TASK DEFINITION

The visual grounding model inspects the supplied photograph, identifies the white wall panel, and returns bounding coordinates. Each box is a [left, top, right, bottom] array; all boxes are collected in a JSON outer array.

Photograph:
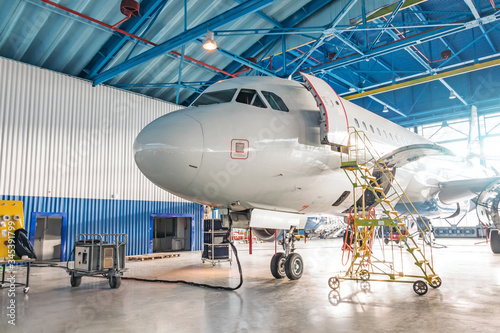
[[0, 57, 185, 201]]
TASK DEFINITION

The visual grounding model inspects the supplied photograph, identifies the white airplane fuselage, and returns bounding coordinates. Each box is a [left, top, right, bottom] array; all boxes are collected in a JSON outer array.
[[134, 76, 489, 220]]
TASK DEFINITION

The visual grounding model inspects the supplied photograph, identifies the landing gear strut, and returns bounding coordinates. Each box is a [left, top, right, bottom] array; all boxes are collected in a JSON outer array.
[[270, 227, 304, 280]]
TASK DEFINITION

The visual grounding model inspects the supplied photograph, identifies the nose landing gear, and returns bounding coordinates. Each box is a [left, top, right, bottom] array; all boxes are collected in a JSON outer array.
[[270, 227, 304, 280]]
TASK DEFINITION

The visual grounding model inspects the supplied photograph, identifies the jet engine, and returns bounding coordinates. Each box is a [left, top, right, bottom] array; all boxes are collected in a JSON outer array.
[[476, 179, 500, 253], [476, 179, 500, 229]]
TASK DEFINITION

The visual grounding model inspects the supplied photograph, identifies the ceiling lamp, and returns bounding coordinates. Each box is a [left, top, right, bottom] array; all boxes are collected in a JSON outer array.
[[383, 105, 389, 113], [203, 31, 217, 51], [449, 91, 456, 99], [349, 87, 356, 92]]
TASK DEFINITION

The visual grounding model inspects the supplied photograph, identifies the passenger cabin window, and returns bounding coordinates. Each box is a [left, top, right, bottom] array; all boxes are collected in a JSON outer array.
[[262, 91, 289, 112], [354, 118, 360, 128], [377, 127, 381, 136], [192, 88, 237, 106], [370, 124, 375, 133], [362, 121, 367, 131], [236, 89, 266, 108]]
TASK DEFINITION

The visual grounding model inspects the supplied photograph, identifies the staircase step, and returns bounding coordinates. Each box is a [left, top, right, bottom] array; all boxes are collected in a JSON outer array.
[[373, 187, 384, 192], [365, 175, 376, 182], [341, 161, 359, 170], [416, 260, 429, 265]]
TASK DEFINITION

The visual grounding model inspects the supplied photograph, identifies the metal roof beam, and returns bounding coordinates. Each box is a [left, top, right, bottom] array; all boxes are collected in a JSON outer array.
[[409, 5, 459, 57], [93, 0, 275, 86], [463, 0, 497, 53], [344, 56, 500, 100], [293, 45, 404, 117], [194, 39, 278, 77], [369, 0, 406, 50], [376, 19, 468, 106], [437, 19, 500, 69], [289, 0, 358, 76], [183, 0, 334, 105], [329, 30, 398, 76], [293, 14, 500, 79], [221, 0, 335, 76], [289, 45, 402, 115], [81, 0, 167, 78]]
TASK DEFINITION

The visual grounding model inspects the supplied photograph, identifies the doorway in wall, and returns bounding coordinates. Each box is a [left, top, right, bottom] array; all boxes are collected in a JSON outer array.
[[30, 213, 67, 262], [150, 215, 193, 253]]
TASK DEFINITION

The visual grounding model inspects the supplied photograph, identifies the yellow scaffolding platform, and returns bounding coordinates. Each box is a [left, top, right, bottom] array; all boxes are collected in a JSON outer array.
[[329, 128, 441, 295]]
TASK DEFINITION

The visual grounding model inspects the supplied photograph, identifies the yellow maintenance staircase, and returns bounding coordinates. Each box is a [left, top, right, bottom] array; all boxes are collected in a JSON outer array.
[[329, 128, 441, 295]]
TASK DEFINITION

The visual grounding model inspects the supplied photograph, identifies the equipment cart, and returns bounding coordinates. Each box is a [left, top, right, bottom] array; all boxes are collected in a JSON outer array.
[[0, 259, 35, 294], [67, 233, 127, 289]]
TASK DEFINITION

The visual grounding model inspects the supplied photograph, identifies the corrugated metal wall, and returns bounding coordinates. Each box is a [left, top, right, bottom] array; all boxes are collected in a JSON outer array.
[[0, 57, 204, 258]]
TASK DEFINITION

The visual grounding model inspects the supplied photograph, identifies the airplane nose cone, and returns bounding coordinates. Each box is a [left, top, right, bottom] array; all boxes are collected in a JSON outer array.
[[134, 112, 203, 194]]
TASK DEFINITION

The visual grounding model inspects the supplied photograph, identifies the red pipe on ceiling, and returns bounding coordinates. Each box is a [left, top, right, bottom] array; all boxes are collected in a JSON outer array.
[[40, 0, 237, 78]]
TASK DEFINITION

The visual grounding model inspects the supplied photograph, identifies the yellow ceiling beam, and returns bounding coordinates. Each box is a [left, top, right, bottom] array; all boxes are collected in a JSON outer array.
[[344, 57, 500, 100]]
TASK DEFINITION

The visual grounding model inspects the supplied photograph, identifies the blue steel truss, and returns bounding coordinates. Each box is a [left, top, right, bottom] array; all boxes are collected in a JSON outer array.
[[92, 0, 275, 86], [81, 0, 168, 79], [2, 0, 500, 128]]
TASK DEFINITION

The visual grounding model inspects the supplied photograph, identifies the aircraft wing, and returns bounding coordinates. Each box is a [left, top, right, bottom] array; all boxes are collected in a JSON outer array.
[[379, 143, 456, 168], [438, 177, 500, 204], [379, 144, 500, 201]]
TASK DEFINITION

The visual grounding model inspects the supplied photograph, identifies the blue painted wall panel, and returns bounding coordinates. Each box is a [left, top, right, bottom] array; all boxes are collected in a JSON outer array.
[[1, 195, 204, 260]]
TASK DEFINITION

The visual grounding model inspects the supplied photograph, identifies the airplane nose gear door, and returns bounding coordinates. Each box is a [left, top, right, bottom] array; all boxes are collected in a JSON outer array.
[[301, 73, 349, 149]]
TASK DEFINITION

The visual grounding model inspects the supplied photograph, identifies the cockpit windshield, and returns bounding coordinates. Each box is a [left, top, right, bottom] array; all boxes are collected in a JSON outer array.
[[192, 88, 237, 106], [262, 91, 289, 112], [235, 89, 266, 108]]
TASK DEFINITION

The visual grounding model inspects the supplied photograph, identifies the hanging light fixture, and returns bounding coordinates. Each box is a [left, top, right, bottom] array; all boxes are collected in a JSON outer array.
[[383, 105, 389, 113], [449, 91, 456, 99], [203, 31, 217, 51]]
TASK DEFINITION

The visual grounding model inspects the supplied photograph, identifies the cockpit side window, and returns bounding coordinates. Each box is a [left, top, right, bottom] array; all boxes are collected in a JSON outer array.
[[236, 89, 267, 108], [192, 88, 237, 106], [262, 91, 289, 112]]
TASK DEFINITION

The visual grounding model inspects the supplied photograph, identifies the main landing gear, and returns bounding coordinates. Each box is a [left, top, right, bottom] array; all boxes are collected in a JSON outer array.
[[270, 227, 304, 280]]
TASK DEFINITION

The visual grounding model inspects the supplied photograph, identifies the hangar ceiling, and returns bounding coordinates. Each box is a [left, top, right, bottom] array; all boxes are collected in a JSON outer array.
[[0, 0, 499, 127]]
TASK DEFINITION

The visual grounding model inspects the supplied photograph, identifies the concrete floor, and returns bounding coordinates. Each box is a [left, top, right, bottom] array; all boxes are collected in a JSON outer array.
[[1, 238, 500, 333]]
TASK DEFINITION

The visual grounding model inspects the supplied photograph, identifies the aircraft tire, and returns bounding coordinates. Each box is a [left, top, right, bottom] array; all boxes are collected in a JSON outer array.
[[285, 253, 304, 280], [490, 229, 500, 254], [270, 252, 286, 279]]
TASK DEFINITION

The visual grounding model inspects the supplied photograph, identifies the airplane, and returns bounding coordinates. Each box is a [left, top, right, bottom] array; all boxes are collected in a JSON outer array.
[[133, 73, 500, 281]]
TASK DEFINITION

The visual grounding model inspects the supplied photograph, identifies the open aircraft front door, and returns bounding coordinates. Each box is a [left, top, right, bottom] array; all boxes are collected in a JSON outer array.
[[301, 73, 349, 148]]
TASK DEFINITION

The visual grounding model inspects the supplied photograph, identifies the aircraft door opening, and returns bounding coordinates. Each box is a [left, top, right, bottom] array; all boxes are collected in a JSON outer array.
[[151, 216, 192, 252], [301, 73, 349, 148]]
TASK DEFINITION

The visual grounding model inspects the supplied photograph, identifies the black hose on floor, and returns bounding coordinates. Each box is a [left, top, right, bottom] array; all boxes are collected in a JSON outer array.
[[123, 216, 243, 291], [31, 263, 67, 269], [122, 242, 243, 291]]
